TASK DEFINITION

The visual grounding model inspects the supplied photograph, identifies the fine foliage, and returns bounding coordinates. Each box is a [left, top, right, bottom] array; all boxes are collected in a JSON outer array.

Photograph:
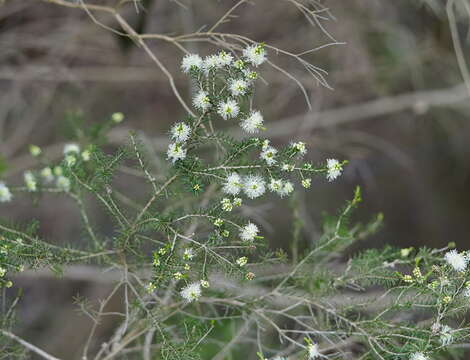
[[1, 2, 470, 360]]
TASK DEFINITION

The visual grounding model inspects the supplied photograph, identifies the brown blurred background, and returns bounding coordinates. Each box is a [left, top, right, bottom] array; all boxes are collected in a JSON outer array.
[[1, 0, 470, 358]]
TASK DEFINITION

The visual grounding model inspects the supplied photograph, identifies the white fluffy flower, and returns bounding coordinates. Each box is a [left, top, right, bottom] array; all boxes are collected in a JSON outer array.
[[181, 53, 203, 73], [170, 122, 191, 143], [291, 141, 307, 156], [24, 171, 37, 192], [440, 325, 453, 346], [180, 282, 202, 302], [243, 44, 267, 67], [193, 90, 211, 112], [29, 145, 41, 157], [410, 352, 428, 360], [243, 175, 266, 199], [223, 172, 243, 195], [444, 250, 468, 272], [326, 158, 343, 182], [0, 183, 12, 203], [217, 51, 234, 66], [279, 181, 294, 197], [260, 146, 278, 166], [269, 178, 283, 193], [56, 175, 71, 192], [308, 343, 320, 359], [269, 179, 293, 197], [203, 55, 221, 74], [111, 112, 124, 123], [217, 99, 239, 120], [167, 143, 187, 163], [40, 167, 54, 183], [63, 143, 80, 155], [229, 78, 249, 97], [281, 163, 294, 172], [261, 139, 270, 150], [81, 150, 91, 161], [241, 111, 264, 134], [65, 154, 77, 166], [240, 222, 259, 241]]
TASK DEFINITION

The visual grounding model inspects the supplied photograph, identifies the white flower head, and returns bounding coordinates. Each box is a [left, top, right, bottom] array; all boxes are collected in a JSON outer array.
[[167, 143, 187, 163], [229, 78, 249, 97], [243, 44, 267, 67], [440, 325, 453, 346], [281, 163, 294, 172], [410, 352, 428, 360], [241, 111, 264, 134], [445, 249, 468, 272], [111, 112, 124, 123], [217, 51, 234, 67], [307, 343, 320, 359], [56, 175, 71, 192], [269, 178, 283, 193], [233, 197, 242, 207], [65, 154, 77, 167], [0, 183, 12, 203], [326, 158, 343, 182], [193, 90, 212, 112], [180, 281, 202, 302], [291, 141, 307, 156], [81, 150, 91, 162], [243, 174, 266, 199], [24, 171, 37, 192], [217, 99, 239, 120], [40, 167, 54, 183], [261, 139, 271, 150], [223, 172, 243, 195], [240, 222, 259, 241], [181, 53, 203, 73], [203, 55, 221, 74], [53, 166, 63, 176], [29, 145, 42, 157], [170, 122, 191, 143], [260, 146, 278, 166], [279, 181, 294, 197], [63, 143, 80, 155]]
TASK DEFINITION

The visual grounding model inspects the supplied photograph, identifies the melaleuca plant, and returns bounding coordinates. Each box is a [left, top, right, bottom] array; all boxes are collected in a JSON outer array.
[[0, 47, 470, 360]]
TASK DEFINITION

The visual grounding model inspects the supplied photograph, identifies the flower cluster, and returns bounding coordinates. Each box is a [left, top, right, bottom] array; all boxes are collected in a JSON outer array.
[[23, 144, 81, 193], [162, 47, 347, 304], [0, 141, 96, 209]]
